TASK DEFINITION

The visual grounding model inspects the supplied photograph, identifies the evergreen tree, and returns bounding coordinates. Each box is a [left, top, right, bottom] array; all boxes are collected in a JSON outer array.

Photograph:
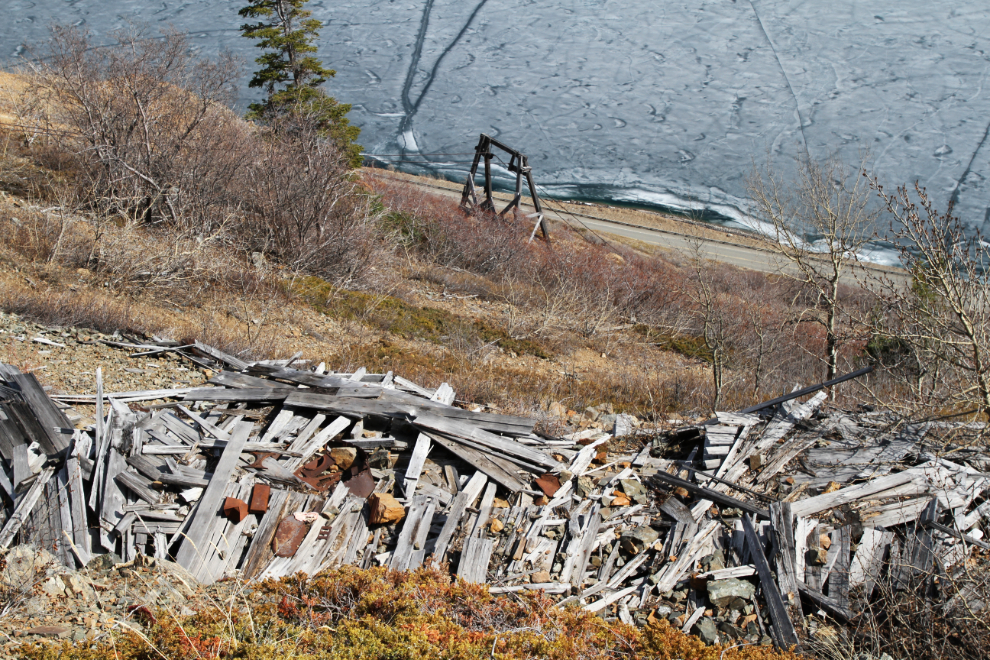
[[239, 0, 362, 166]]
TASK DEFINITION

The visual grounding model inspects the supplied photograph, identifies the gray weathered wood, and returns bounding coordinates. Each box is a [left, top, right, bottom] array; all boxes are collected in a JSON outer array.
[[430, 472, 487, 565], [742, 514, 800, 650], [770, 502, 805, 640], [457, 536, 494, 583], [391, 494, 436, 571], [649, 471, 770, 519], [115, 470, 160, 504], [428, 433, 528, 492], [403, 434, 431, 497], [0, 467, 54, 548], [174, 422, 250, 571]]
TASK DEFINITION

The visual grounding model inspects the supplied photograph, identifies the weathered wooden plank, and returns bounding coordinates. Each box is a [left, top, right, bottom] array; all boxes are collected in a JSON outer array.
[[569, 506, 603, 587], [208, 371, 293, 390], [789, 471, 918, 518], [12, 442, 30, 492], [285, 416, 350, 470], [456, 536, 493, 583], [7, 372, 72, 454], [240, 489, 294, 579], [428, 433, 528, 493], [192, 340, 251, 371], [183, 387, 290, 403], [649, 471, 770, 519], [174, 422, 251, 571], [284, 390, 535, 436], [742, 514, 800, 650], [413, 413, 557, 469], [830, 526, 851, 611], [402, 434, 431, 498], [391, 494, 436, 571], [430, 472, 487, 565], [0, 467, 54, 548], [115, 470, 160, 505], [797, 583, 855, 623], [99, 448, 129, 551], [770, 503, 805, 640], [757, 434, 819, 484]]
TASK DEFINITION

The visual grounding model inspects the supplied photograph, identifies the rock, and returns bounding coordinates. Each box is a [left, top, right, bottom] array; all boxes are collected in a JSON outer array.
[[86, 553, 122, 572], [619, 479, 646, 500], [65, 574, 96, 602], [368, 492, 405, 525], [620, 527, 660, 554], [548, 401, 567, 419], [2, 545, 63, 592], [613, 413, 637, 437], [24, 625, 70, 638], [607, 492, 631, 506], [574, 476, 595, 498], [693, 617, 719, 645], [583, 407, 601, 422], [532, 570, 552, 583], [558, 470, 573, 482], [618, 478, 642, 496], [330, 446, 358, 470], [805, 547, 828, 566], [368, 448, 391, 469], [707, 578, 756, 607], [718, 622, 746, 640], [41, 575, 66, 598], [700, 550, 725, 572]]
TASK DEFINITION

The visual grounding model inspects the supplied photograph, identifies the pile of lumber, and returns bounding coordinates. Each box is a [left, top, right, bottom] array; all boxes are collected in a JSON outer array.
[[2, 341, 989, 650]]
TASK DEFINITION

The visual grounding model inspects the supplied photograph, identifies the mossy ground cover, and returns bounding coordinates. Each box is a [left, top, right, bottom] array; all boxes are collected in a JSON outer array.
[[292, 276, 551, 359], [16, 567, 800, 660]]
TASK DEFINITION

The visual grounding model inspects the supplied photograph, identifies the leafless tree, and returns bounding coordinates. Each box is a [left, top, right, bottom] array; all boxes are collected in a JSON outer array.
[[242, 110, 376, 285], [686, 240, 736, 411], [749, 154, 879, 385], [867, 179, 990, 423]]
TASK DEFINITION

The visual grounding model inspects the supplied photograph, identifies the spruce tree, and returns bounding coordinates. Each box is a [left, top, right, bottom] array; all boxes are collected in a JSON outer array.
[[239, 0, 362, 166]]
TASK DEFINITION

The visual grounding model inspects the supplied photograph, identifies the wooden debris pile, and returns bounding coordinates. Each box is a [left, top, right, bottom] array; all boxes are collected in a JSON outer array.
[[2, 343, 989, 651]]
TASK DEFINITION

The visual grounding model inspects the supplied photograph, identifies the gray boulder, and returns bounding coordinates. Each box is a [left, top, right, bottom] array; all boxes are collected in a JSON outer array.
[[707, 578, 756, 607]]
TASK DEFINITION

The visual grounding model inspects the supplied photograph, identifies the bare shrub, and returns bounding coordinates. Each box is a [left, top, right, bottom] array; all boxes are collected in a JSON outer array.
[[240, 111, 378, 284], [866, 179, 990, 424], [24, 25, 245, 232]]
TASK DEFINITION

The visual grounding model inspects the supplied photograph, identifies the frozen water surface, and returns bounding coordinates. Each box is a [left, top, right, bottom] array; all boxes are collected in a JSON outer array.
[[3, 1, 990, 242]]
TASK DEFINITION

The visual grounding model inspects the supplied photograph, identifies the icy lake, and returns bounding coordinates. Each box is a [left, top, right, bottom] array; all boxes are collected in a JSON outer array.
[[3, 1, 990, 251]]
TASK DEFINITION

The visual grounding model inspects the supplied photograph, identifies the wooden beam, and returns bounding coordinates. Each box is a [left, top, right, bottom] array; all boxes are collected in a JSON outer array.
[[649, 471, 770, 519], [173, 422, 250, 571], [742, 514, 800, 651]]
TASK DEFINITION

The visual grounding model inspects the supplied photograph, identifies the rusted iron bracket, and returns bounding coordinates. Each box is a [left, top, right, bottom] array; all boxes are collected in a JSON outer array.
[[459, 134, 550, 241]]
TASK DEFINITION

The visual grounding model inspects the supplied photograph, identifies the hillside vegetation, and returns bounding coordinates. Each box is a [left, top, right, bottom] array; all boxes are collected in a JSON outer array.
[[3, 23, 990, 660]]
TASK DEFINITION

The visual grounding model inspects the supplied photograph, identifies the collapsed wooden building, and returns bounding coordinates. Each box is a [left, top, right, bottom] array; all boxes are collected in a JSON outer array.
[[1, 339, 989, 650]]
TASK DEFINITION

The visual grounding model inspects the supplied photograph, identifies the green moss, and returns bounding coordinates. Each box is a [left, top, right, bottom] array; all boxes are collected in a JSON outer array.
[[632, 324, 712, 362], [290, 276, 551, 359]]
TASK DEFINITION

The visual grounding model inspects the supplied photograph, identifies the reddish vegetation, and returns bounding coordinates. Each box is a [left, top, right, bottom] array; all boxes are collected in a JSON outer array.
[[18, 567, 802, 660]]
